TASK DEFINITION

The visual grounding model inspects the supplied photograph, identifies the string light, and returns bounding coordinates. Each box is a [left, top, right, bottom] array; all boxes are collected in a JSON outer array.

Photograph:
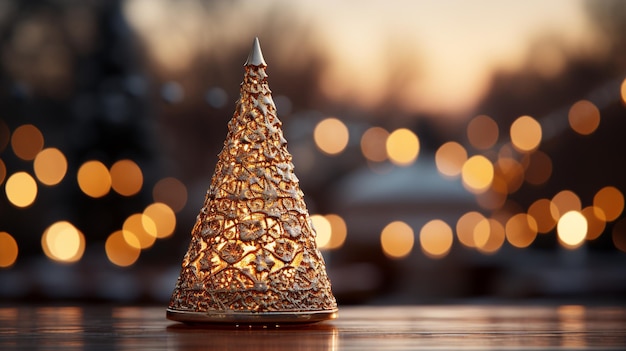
[[110, 159, 143, 196], [41, 221, 86, 263], [314, 117, 349, 155], [0, 232, 18, 268], [386, 128, 419, 166], [5, 172, 38, 208], [435, 141, 467, 178], [360, 126, 389, 162], [11, 124, 44, 161], [419, 219, 453, 259], [380, 221, 414, 259], [34, 148, 67, 186], [467, 115, 499, 150], [510, 115, 542, 152], [77, 160, 111, 198]]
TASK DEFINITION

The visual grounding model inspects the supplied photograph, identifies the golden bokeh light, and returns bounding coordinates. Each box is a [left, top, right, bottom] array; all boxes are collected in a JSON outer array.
[[153, 177, 188, 213], [494, 157, 524, 193], [380, 221, 414, 259], [593, 186, 624, 222], [474, 218, 505, 254], [528, 198, 558, 233], [311, 214, 332, 248], [33, 148, 68, 186], [0, 232, 18, 268], [110, 159, 143, 196], [41, 221, 85, 263], [505, 213, 538, 248], [313, 117, 349, 155], [467, 115, 499, 150], [524, 150, 552, 186], [325, 214, 348, 250], [568, 99, 600, 135], [360, 126, 389, 162], [5, 172, 38, 208], [435, 141, 467, 178], [143, 202, 176, 239], [510, 115, 542, 152], [612, 218, 626, 253], [461, 155, 494, 194], [550, 190, 582, 221], [386, 128, 420, 166], [420, 219, 453, 259], [557, 211, 587, 249], [105, 230, 141, 267], [0, 159, 6, 185], [11, 124, 44, 161], [77, 160, 111, 198], [456, 211, 486, 248], [123, 213, 157, 249], [581, 206, 606, 241]]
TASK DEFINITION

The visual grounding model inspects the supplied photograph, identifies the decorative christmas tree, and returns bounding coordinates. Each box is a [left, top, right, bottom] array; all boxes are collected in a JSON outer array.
[[167, 38, 337, 324]]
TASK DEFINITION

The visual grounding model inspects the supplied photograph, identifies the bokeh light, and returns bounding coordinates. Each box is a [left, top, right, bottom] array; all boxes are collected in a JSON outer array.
[[142, 202, 176, 239], [456, 211, 486, 248], [505, 213, 538, 248], [420, 219, 453, 259], [524, 150, 552, 186], [435, 141, 467, 178], [360, 126, 389, 162], [568, 99, 600, 135], [467, 115, 499, 150], [110, 159, 143, 196], [461, 155, 494, 193], [105, 230, 141, 267], [0, 232, 18, 268], [77, 160, 111, 198], [313, 117, 349, 155], [593, 186, 624, 222], [11, 124, 44, 161], [613, 218, 626, 253], [510, 115, 542, 152], [528, 198, 558, 233], [311, 214, 332, 248], [550, 190, 582, 221], [5, 172, 38, 208], [325, 214, 348, 250], [123, 214, 157, 249], [557, 211, 587, 249], [386, 128, 420, 166], [41, 221, 86, 263], [152, 177, 188, 213], [33, 148, 68, 186], [581, 206, 606, 241], [474, 218, 505, 254], [380, 221, 414, 259]]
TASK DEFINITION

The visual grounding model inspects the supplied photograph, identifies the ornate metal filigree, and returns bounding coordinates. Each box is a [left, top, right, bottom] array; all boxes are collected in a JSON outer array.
[[167, 38, 337, 323]]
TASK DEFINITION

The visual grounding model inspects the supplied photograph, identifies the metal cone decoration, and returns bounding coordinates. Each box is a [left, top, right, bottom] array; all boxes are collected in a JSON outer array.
[[167, 38, 338, 324]]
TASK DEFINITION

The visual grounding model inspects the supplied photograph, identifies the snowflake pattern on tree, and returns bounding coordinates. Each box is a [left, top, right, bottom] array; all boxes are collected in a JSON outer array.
[[167, 38, 337, 321]]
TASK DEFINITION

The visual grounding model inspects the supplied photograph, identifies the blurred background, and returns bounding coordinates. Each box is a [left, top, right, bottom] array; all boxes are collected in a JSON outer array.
[[1, 0, 625, 305]]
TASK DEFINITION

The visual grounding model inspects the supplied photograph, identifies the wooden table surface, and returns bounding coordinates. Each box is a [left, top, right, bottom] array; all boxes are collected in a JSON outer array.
[[1, 305, 625, 350]]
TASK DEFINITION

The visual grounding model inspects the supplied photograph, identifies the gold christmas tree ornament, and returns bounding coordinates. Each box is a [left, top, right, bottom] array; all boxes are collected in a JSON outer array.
[[167, 38, 338, 324]]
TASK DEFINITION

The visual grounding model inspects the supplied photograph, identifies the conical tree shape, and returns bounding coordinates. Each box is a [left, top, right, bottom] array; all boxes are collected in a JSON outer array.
[[167, 38, 337, 324]]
